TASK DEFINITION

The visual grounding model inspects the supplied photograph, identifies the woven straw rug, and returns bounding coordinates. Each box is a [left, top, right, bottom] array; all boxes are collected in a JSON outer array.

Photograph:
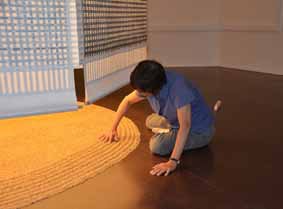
[[0, 105, 140, 209]]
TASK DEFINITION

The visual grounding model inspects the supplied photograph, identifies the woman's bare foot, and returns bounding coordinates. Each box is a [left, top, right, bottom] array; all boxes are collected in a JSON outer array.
[[213, 100, 222, 112]]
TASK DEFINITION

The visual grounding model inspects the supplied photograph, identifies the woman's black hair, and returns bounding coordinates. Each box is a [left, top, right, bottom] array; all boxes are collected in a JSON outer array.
[[130, 60, 167, 94]]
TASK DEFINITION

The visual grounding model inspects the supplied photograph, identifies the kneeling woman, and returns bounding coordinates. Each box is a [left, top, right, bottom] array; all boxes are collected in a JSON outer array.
[[99, 60, 221, 176]]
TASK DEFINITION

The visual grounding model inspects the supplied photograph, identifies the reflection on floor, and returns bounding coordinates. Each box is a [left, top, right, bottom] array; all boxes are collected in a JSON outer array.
[[26, 67, 283, 209]]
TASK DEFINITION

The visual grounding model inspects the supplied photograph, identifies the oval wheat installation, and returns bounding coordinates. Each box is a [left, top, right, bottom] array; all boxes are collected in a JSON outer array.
[[0, 105, 140, 209]]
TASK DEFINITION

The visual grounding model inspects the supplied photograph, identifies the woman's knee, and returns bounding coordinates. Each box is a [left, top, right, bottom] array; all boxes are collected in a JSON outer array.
[[145, 114, 170, 130]]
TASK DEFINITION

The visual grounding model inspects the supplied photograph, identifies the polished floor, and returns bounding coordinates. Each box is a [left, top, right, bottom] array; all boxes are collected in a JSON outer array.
[[27, 67, 283, 209]]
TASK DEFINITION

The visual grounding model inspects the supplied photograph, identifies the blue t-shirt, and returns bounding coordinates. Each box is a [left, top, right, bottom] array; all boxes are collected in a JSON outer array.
[[147, 70, 214, 133]]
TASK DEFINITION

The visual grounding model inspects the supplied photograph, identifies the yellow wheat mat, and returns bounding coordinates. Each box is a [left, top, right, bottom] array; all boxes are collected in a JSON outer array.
[[0, 105, 140, 209]]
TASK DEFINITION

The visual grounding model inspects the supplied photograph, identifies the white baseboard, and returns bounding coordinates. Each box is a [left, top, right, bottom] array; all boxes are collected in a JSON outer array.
[[219, 64, 283, 75], [148, 24, 280, 32], [166, 64, 283, 76], [222, 24, 280, 32], [148, 24, 222, 32], [0, 90, 78, 119], [85, 65, 134, 104]]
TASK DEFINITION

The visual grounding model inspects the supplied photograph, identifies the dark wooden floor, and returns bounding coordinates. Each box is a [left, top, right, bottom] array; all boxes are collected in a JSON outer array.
[[27, 67, 283, 209], [94, 67, 283, 209]]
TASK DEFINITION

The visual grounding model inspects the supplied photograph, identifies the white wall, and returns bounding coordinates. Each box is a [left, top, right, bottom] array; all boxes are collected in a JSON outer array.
[[148, 0, 283, 75], [148, 0, 221, 66], [220, 32, 283, 75], [220, 0, 283, 75]]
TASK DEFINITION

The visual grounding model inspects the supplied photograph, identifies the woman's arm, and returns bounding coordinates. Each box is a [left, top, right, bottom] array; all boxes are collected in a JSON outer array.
[[150, 104, 191, 176], [170, 104, 191, 160], [111, 90, 145, 131], [99, 90, 145, 143]]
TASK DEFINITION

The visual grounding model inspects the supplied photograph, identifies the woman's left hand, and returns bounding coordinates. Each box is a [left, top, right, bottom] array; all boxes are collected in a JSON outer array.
[[150, 160, 177, 176]]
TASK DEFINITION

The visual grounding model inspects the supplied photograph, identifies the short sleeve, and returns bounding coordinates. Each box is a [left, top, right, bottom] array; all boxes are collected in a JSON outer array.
[[171, 78, 195, 109]]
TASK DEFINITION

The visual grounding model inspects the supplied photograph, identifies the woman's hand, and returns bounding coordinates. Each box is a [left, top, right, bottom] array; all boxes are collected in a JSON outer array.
[[99, 130, 119, 143], [150, 160, 177, 176]]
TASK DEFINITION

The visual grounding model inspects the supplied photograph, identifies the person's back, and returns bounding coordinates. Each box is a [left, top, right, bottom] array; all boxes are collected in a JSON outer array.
[[146, 70, 214, 133]]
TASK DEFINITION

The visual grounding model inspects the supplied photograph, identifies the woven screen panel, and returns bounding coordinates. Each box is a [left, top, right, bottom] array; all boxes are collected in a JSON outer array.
[[79, 0, 147, 83], [84, 44, 146, 83], [69, 0, 81, 68], [81, 0, 147, 57], [0, 0, 75, 95]]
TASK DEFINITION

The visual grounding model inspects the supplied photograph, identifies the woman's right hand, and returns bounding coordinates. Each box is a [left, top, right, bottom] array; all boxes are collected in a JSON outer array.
[[99, 130, 119, 143]]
